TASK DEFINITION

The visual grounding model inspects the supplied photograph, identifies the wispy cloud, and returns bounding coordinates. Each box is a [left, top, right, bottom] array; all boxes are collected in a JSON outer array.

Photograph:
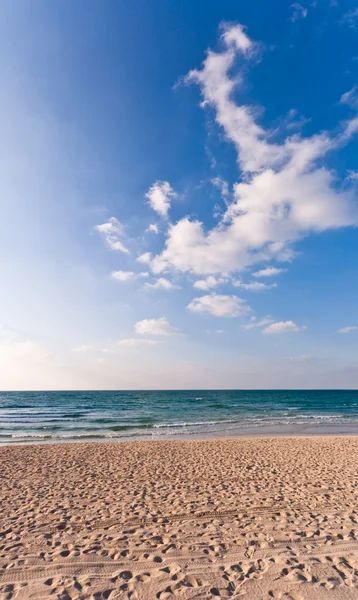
[[252, 267, 287, 277], [146, 223, 159, 234], [211, 176, 229, 200], [341, 8, 358, 27], [111, 270, 148, 282], [95, 217, 129, 253], [346, 170, 358, 182], [145, 277, 179, 290], [232, 280, 277, 291], [280, 108, 311, 131], [289, 3, 308, 22], [340, 86, 358, 110], [242, 317, 274, 330], [117, 338, 158, 347], [338, 326, 358, 333]]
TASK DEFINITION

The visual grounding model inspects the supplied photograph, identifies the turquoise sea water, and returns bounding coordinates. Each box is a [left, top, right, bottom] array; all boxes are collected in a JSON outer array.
[[1, 390, 358, 444]]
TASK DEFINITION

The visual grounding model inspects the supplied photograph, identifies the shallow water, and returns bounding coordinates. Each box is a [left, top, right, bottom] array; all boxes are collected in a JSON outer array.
[[1, 390, 358, 444]]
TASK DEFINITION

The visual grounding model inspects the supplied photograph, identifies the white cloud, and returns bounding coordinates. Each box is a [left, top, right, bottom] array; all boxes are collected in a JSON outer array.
[[193, 273, 277, 292], [340, 86, 358, 110], [346, 170, 358, 182], [252, 267, 287, 277], [193, 275, 227, 290], [135, 317, 180, 336], [262, 320, 306, 334], [117, 338, 158, 347], [137, 252, 153, 265], [111, 270, 148, 282], [72, 345, 94, 352], [242, 317, 274, 330], [338, 326, 358, 333], [342, 116, 358, 139], [232, 280, 277, 291], [187, 293, 250, 317], [95, 217, 129, 253], [289, 3, 308, 22], [146, 223, 159, 234], [145, 181, 176, 218], [145, 277, 179, 290], [149, 24, 358, 278], [220, 22, 253, 54]]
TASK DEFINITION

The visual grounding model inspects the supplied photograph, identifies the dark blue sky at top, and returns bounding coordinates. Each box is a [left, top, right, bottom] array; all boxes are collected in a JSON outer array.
[[9, 0, 358, 194]]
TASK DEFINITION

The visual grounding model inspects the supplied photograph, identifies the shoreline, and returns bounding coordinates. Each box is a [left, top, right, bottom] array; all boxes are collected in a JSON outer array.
[[3, 421, 358, 446]]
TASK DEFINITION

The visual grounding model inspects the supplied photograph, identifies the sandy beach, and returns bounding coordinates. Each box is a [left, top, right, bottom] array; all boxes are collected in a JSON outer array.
[[1, 437, 358, 599]]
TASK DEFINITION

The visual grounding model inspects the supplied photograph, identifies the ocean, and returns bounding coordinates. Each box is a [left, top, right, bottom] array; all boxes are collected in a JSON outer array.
[[1, 390, 358, 444]]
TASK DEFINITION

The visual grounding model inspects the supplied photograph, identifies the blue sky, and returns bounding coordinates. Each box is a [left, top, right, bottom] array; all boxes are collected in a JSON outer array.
[[1, 0, 358, 389]]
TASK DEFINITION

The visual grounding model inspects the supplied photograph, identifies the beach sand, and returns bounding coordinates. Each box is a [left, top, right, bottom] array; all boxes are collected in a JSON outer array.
[[1, 437, 358, 599]]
